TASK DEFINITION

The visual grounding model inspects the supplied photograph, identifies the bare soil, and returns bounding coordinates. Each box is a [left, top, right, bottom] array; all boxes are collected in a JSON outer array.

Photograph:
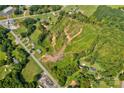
[[42, 26, 83, 62]]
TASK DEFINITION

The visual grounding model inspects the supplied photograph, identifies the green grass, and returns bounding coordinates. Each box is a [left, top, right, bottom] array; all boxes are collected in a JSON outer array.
[[30, 29, 41, 43], [22, 58, 42, 82], [51, 17, 84, 51], [110, 5, 124, 9], [7, 6, 124, 87], [0, 65, 12, 80], [12, 48, 23, 63], [63, 5, 98, 16], [65, 23, 99, 53], [98, 78, 120, 88], [0, 51, 7, 61], [14, 24, 27, 34]]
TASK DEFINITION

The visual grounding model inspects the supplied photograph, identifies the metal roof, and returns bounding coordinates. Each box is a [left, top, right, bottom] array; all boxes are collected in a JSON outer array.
[[3, 6, 14, 14]]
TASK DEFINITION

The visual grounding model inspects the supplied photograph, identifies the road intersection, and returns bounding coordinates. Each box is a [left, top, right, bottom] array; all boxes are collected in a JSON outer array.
[[0, 8, 66, 87]]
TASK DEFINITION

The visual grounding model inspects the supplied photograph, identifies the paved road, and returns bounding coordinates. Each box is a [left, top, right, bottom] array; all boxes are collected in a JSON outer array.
[[0, 6, 67, 88], [10, 31, 60, 87], [0, 6, 66, 22]]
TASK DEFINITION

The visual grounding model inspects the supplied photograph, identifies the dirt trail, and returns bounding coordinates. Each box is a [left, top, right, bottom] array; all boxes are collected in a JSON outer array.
[[42, 26, 83, 62], [71, 28, 82, 41], [42, 44, 66, 62], [51, 33, 56, 51], [64, 26, 83, 43], [64, 26, 72, 42]]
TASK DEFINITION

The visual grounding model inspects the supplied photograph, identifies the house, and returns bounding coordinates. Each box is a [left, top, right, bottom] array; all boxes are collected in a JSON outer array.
[[13, 58, 19, 64], [36, 49, 42, 54]]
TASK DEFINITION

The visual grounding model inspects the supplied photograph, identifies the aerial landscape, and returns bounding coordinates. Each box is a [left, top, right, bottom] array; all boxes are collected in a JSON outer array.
[[0, 5, 124, 88]]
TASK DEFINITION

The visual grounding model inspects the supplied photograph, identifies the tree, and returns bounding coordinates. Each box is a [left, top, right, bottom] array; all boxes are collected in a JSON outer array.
[[51, 6, 62, 11], [26, 25, 36, 36], [119, 72, 124, 81], [51, 60, 79, 86], [0, 5, 8, 11], [14, 7, 23, 15], [0, 60, 7, 67], [23, 18, 37, 28], [38, 32, 48, 45], [21, 25, 36, 37]]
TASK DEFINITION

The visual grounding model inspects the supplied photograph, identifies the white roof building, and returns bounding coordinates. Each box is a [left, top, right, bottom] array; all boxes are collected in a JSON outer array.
[[0, 6, 15, 16], [3, 7, 13, 13]]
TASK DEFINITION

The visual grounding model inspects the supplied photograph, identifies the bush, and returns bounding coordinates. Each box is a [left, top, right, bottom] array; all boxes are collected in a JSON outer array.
[[119, 73, 124, 81]]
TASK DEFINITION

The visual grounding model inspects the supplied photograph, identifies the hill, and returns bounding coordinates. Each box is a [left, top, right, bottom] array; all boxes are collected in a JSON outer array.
[[42, 7, 124, 87]]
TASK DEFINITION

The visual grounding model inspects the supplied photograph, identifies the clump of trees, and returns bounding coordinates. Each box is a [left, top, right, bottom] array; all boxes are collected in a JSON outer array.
[[0, 26, 14, 65], [21, 25, 36, 37], [68, 11, 88, 23], [21, 18, 37, 37], [14, 6, 23, 15], [29, 5, 62, 15], [0, 70, 37, 88], [92, 5, 124, 31], [51, 59, 79, 86], [38, 31, 49, 45], [119, 72, 124, 81], [0, 5, 8, 11], [23, 18, 37, 28], [37, 20, 50, 45], [0, 26, 38, 88]]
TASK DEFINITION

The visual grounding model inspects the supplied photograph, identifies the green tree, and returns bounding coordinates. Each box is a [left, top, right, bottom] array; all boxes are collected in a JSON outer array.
[[119, 72, 124, 81]]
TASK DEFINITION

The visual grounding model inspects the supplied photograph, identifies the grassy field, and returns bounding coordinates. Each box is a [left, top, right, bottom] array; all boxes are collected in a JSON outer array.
[[0, 51, 7, 61], [63, 5, 98, 17], [14, 24, 27, 34], [22, 58, 42, 82], [65, 23, 100, 53], [6, 5, 124, 87], [110, 5, 124, 9], [51, 17, 84, 51], [0, 65, 12, 80]]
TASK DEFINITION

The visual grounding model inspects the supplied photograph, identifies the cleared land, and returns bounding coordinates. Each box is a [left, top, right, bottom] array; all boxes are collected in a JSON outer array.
[[22, 58, 42, 82], [0, 65, 12, 80]]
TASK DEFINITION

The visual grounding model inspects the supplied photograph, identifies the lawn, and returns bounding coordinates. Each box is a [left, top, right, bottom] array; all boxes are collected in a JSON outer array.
[[30, 23, 42, 49], [110, 5, 124, 9], [63, 5, 98, 16], [0, 51, 7, 61], [65, 23, 100, 53], [22, 58, 42, 82], [14, 24, 27, 35], [0, 65, 12, 80], [78, 5, 98, 16]]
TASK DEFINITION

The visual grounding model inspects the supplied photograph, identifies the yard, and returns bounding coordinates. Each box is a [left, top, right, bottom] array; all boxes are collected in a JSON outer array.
[[0, 65, 12, 80], [63, 5, 98, 17], [22, 58, 42, 82], [0, 51, 7, 61]]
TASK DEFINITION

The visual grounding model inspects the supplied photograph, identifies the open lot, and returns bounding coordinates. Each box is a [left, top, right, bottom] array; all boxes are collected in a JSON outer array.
[[22, 57, 42, 82], [1, 5, 124, 88], [0, 65, 12, 80], [0, 51, 7, 61], [63, 5, 98, 16]]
